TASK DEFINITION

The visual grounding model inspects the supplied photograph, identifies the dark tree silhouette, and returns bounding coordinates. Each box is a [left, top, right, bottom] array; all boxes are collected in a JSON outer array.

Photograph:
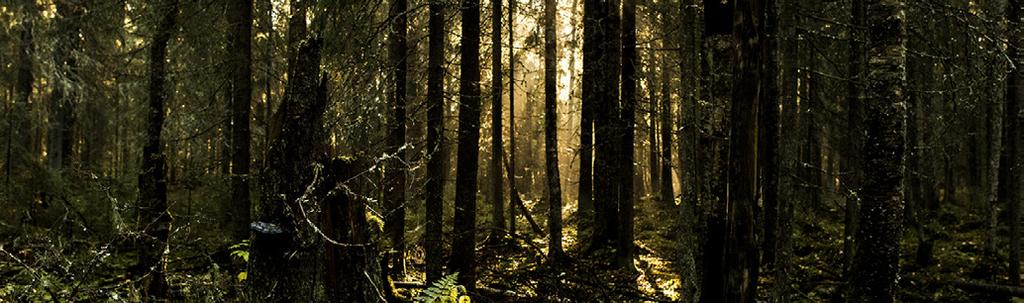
[[425, 0, 446, 284]]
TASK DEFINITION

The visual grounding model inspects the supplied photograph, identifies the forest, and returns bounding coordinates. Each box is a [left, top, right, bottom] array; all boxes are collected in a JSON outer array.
[[0, 0, 1023, 302]]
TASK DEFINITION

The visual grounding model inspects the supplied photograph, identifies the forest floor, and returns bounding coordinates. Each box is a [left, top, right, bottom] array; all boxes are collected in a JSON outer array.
[[0, 183, 1015, 302]]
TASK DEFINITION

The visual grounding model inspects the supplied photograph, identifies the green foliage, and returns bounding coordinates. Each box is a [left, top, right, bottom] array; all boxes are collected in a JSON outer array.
[[229, 240, 249, 282], [413, 273, 471, 303]]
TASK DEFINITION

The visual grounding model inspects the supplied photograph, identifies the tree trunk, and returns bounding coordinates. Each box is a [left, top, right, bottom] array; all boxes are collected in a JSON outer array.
[[660, 57, 673, 207], [724, 0, 763, 301], [425, 0, 446, 284], [617, 0, 637, 271], [760, 0, 782, 269], [842, 0, 866, 279], [489, 0, 506, 242], [450, 0, 482, 290], [543, 0, 564, 261], [227, 0, 254, 245], [385, 0, 409, 279], [13, 2, 34, 167], [247, 0, 330, 299], [48, 1, 82, 173], [579, 0, 597, 244], [849, 0, 907, 301], [1006, 0, 1023, 286], [136, 0, 179, 299], [649, 77, 660, 200], [509, 0, 518, 238], [591, 0, 621, 252]]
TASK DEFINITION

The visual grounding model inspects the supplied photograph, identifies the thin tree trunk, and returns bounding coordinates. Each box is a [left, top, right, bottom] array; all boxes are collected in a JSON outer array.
[[425, 0, 446, 284], [49, 2, 82, 172], [1006, 0, 1022, 286], [490, 0, 506, 242], [660, 55, 673, 206], [385, 0, 409, 279], [842, 0, 866, 279], [450, 0, 482, 290], [849, 0, 908, 301], [543, 0, 563, 260], [509, 0, 518, 238], [579, 0, 596, 244], [617, 0, 637, 271], [136, 0, 179, 299]]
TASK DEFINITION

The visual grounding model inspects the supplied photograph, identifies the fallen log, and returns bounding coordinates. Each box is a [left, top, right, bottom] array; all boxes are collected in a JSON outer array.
[[948, 280, 1024, 297], [393, 281, 518, 298]]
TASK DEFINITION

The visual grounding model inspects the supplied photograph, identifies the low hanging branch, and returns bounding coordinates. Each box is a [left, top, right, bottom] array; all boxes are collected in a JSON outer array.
[[502, 152, 544, 236]]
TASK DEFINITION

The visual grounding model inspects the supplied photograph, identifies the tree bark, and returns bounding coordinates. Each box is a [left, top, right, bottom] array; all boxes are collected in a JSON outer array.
[[489, 0, 506, 242], [849, 0, 908, 301], [543, 0, 564, 261], [842, 0, 866, 279], [136, 0, 178, 299], [509, 0, 518, 238], [724, 0, 763, 301], [48, 1, 82, 172], [227, 0, 254, 245], [450, 0, 482, 290], [385, 0, 409, 279], [660, 57, 673, 207], [617, 0, 637, 270], [425, 0, 446, 284], [247, 0, 330, 300], [1007, 0, 1023, 286], [579, 0, 597, 243], [591, 0, 621, 252]]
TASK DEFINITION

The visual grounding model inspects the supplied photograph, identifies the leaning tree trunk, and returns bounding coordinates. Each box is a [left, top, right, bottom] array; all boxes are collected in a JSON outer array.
[[849, 0, 908, 302], [724, 0, 763, 301], [425, 0, 446, 284], [543, 0, 564, 261], [385, 0, 409, 279], [136, 0, 178, 299], [450, 0, 482, 290], [227, 0, 253, 244]]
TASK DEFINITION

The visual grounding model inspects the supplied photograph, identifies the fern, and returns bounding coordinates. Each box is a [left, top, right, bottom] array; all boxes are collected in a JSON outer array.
[[413, 273, 470, 303]]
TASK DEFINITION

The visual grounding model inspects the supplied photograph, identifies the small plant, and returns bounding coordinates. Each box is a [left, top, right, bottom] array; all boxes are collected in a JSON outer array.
[[229, 240, 249, 282], [413, 273, 470, 303]]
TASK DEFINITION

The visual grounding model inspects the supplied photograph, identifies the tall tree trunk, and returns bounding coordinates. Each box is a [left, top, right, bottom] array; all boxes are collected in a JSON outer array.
[[48, 1, 82, 173], [385, 0, 409, 279], [849, 0, 907, 301], [579, 0, 597, 243], [247, 0, 331, 299], [489, 0, 506, 242], [649, 78, 660, 199], [724, 0, 763, 301], [773, 0, 799, 301], [425, 0, 446, 284], [591, 0, 621, 251], [842, 0, 866, 279], [136, 0, 179, 299], [617, 0, 636, 270], [451, 0, 482, 289], [227, 0, 254, 245], [660, 55, 673, 206], [508, 0, 518, 238], [13, 2, 34, 168], [760, 0, 782, 269], [1006, 0, 1023, 286], [544, 0, 564, 260]]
